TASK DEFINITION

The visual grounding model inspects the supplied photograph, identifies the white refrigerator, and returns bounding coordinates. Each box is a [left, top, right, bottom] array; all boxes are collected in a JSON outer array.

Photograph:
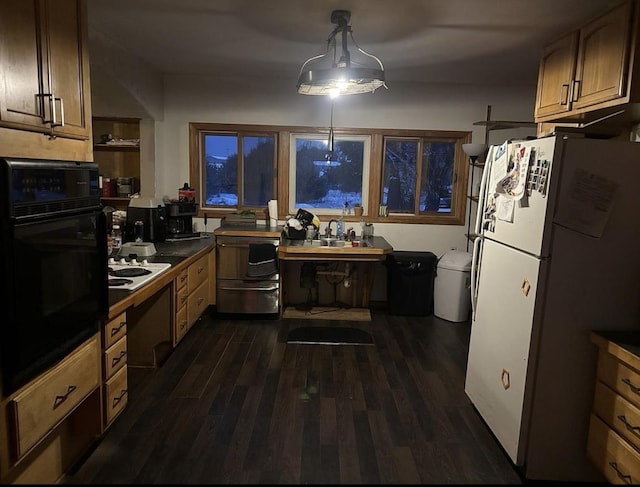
[[465, 134, 640, 482]]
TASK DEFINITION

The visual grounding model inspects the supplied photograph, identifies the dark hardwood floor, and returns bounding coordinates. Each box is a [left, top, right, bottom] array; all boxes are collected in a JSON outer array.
[[65, 308, 522, 484]]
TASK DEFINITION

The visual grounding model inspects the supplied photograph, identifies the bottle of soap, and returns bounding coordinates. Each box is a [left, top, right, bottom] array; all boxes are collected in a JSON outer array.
[[337, 215, 344, 239]]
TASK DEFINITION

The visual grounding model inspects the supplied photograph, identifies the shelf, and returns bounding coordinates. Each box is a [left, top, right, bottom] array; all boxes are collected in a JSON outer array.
[[94, 144, 139, 152], [473, 120, 537, 131], [101, 197, 131, 203]]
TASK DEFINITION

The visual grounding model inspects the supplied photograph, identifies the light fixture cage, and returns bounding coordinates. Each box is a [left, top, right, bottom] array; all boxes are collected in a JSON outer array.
[[297, 10, 387, 96]]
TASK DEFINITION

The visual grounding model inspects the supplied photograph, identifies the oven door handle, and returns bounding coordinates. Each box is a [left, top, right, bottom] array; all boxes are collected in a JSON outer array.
[[218, 285, 279, 292]]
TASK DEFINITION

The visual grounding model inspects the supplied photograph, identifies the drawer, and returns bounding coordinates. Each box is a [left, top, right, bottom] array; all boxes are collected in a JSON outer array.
[[9, 336, 100, 458], [176, 285, 189, 310], [216, 279, 279, 314], [103, 335, 127, 380], [176, 267, 188, 291], [598, 351, 640, 409], [594, 380, 640, 451], [587, 413, 640, 484], [187, 278, 209, 327], [103, 311, 127, 349], [104, 365, 128, 425], [175, 305, 188, 344], [188, 253, 209, 292]]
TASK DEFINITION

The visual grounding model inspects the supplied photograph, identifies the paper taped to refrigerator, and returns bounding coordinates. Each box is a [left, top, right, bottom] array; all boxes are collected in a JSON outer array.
[[554, 167, 618, 237]]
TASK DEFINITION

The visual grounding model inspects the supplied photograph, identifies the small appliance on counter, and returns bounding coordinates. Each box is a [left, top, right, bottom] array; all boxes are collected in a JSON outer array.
[[165, 200, 200, 240], [124, 197, 168, 243]]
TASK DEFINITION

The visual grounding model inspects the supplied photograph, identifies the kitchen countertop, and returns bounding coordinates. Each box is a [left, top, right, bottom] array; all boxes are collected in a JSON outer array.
[[213, 223, 282, 238], [108, 235, 216, 317], [590, 330, 640, 372], [278, 235, 393, 261]]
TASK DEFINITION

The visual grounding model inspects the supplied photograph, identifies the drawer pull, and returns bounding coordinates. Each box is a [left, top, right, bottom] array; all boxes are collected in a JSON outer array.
[[180, 321, 187, 330], [609, 461, 633, 484], [197, 297, 204, 305], [621, 377, 640, 394], [618, 414, 640, 433], [110, 320, 127, 337], [198, 266, 205, 274], [111, 350, 127, 367], [180, 275, 187, 283], [112, 389, 128, 408], [53, 385, 77, 409]]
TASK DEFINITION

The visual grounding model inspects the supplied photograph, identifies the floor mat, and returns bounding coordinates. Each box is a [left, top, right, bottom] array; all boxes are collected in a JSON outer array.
[[287, 326, 374, 345]]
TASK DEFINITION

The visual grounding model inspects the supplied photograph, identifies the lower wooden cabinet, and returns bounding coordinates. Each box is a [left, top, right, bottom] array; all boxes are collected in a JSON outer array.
[[173, 250, 212, 345], [174, 268, 189, 346], [101, 311, 128, 428], [8, 335, 100, 460], [588, 332, 640, 483]]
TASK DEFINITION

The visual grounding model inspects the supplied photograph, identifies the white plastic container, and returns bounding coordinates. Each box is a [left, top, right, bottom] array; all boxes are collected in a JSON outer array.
[[434, 250, 472, 322]]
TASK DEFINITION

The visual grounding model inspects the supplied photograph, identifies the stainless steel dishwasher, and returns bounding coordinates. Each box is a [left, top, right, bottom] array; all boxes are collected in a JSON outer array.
[[216, 235, 280, 314]]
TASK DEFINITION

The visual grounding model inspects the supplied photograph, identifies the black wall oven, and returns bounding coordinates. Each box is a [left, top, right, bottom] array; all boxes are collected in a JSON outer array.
[[0, 158, 108, 397]]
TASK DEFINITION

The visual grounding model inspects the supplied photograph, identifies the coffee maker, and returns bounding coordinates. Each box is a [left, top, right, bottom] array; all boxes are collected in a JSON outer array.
[[166, 201, 199, 239]]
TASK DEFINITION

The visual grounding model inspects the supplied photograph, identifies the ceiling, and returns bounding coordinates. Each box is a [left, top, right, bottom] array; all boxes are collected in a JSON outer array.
[[87, 0, 618, 87]]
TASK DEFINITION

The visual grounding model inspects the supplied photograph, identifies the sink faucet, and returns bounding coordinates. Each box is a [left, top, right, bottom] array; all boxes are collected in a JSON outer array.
[[325, 219, 338, 237]]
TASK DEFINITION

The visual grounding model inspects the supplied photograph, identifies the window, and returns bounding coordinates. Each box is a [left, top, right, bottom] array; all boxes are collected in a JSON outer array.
[[190, 123, 469, 225], [289, 133, 370, 215], [196, 127, 276, 209], [382, 137, 457, 214]]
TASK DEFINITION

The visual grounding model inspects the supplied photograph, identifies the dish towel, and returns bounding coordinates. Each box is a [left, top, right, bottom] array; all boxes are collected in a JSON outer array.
[[247, 243, 278, 277]]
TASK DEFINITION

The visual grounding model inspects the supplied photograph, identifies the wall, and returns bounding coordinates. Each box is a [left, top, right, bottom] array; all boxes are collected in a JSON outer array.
[[90, 62, 538, 300], [154, 74, 536, 255]]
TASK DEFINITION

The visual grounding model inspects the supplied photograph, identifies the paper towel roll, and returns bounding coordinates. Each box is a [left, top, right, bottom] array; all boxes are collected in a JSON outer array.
[[268, 200, 278, 227]]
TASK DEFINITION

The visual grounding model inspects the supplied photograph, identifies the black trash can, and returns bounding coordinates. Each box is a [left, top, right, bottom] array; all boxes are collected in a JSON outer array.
[[386, 251, 437, 316]]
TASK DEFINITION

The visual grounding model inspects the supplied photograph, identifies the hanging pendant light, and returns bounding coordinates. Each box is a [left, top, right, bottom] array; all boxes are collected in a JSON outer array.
[[297, 10, 387, 96]]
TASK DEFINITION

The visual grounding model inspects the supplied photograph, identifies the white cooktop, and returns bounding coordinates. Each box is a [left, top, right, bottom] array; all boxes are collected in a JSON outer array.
[[107, 258, 172, 291]]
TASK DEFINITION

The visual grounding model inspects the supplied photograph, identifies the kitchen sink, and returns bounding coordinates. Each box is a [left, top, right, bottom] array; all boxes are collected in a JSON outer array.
[[283, 238, 372, 248]]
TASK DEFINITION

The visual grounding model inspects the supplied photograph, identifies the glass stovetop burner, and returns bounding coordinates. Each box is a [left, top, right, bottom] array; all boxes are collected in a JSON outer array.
[[108, 278, 134, 286], [108, 267, 152, 278]]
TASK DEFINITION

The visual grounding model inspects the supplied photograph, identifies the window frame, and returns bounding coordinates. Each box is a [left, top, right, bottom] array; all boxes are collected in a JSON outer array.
[[189, 122, 471, 225]]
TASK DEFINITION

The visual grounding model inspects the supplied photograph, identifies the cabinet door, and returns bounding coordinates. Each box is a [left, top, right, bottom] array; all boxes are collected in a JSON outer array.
[[572, 1, 632, 110], [534, 32, 578, 119], [0, 0, 47, 131], [47, 0, 92, 139], [0, 0, 91, 139]]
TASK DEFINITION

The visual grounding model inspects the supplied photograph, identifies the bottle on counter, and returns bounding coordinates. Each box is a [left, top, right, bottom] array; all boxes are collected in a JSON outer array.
[[112, 224, 122, 250]]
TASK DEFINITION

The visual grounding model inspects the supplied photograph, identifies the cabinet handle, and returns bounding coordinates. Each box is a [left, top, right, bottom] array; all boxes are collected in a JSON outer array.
[[110, 320, 127, 337], [53, 385, 77, 409], [180, 320, 187, 330], [198, 266, 205, 274], [571, 80, 580, 102], [39, 93, 64, 127], [112, 389, 128, 408], [111, 350, 127, 367], [180, 294, 188, 304], [608, 461, 633, 484], [180, 275, 187, 283], [621, 377, 640, 394], [560, 83, 570, 105], [617, 414, 640, 434]]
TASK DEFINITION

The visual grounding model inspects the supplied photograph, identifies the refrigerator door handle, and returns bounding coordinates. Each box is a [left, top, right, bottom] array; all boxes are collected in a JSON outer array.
[[474, 147, 493, 237], [470, 235, 482, 321]]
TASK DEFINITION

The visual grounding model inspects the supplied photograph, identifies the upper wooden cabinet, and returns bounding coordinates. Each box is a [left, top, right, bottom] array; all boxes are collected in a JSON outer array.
[[0, 0, 92, 148], [534, 0, 637, 123]]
